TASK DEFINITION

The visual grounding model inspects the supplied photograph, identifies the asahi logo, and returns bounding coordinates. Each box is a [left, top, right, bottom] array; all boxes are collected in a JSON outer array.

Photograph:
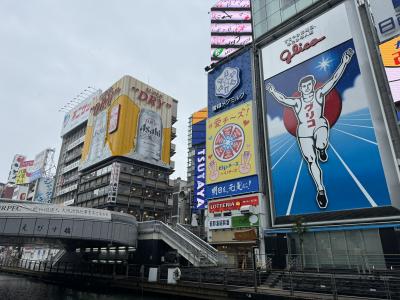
[[139, 118, 161, 138], [280, 25, 326, 64]]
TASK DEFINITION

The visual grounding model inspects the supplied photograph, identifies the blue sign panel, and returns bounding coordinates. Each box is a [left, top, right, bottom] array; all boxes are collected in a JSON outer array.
[[192, 119, 206, 146], [205, 175, 259, 200], [193, 146, 206, 210], [262, 10, 391, 218], [208, 49, 253, 117]]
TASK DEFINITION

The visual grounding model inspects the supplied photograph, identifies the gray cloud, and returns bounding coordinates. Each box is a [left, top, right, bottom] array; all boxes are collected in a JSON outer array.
[[0, 0, 215, 182]]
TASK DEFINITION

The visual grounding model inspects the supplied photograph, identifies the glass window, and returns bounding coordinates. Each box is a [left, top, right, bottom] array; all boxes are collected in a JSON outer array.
[[315, 231, 333, 267], [330, 231, 348, 268]]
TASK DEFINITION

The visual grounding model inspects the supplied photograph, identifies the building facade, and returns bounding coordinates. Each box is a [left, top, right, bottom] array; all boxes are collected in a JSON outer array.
[[74, 75, 178, 222], [53, 92, 99, 205]]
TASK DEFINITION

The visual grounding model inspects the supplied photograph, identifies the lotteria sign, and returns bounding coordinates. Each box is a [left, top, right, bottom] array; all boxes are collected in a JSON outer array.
[[208, 49, 253, 117], [194, 147, 206, 210], [208, 194, 259, 213]]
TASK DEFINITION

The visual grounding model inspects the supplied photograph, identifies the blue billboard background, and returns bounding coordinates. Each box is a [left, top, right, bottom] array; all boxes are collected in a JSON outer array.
[[192, 119, 206, 146], [193, 146, 206, 210], [208, 49, 253, 118], [205, 175, 259, 200], [264, 39, 391, 217]]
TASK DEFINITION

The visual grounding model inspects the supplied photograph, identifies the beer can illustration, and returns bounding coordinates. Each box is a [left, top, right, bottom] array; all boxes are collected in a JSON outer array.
[[136, 108, 163, 162]]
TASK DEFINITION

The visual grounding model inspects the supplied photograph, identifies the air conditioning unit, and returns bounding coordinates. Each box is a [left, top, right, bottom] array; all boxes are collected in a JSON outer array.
[[240, 205, 255, 215]]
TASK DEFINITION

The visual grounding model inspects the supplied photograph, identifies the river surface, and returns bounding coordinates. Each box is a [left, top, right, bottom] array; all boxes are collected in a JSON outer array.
[[0, 273, 178, 300]]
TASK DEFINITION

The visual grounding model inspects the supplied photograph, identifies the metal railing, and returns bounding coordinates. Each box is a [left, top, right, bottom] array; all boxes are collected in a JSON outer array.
[[139, 221, 217, 267], [174, 224, 218, 265], [2, 254, 400, 299]]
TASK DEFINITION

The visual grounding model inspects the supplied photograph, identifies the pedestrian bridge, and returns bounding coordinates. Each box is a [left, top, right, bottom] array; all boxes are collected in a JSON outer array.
[[0, 199, 137, 247]]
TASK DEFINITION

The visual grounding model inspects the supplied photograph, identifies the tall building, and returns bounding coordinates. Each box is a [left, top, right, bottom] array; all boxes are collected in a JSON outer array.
[[74, 75, 178, 222], [53, 91, 100, 205]]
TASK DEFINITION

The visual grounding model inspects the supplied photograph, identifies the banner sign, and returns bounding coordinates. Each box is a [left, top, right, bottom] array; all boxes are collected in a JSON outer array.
[[210, 0, 252, 63], [7, 155, 26, 184], [208, 216, 232, 230], [208, 194, 259, 213], [60, 90, 101, 137], [193, 147, 206, 210], [0, 202, 111, 220], [34, 177, 55, 203], [208, 49, 253, 117], [231, 214, 259, 228], [206, 175, 258, 199], [206, 102, 257, 195], [369, 0, 400, 42], [379, 35, 400, 103], [262, 3, 391, 217]]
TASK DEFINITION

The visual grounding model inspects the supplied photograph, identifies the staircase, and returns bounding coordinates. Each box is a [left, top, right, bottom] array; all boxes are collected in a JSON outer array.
[[138, 221, 218, 267]]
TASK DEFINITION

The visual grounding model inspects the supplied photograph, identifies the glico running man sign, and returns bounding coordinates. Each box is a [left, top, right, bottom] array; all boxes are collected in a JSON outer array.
[[262, 2, 397, 218]]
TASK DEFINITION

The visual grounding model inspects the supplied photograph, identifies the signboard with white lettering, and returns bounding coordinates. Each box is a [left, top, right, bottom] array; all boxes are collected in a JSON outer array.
[[370, 0, 400, 42], [193, 147, 206, 210], [60, 90, 101, 137], [208, 216, 232, 230], [0, 202, 111, 220], [208, 49, 253, 117]]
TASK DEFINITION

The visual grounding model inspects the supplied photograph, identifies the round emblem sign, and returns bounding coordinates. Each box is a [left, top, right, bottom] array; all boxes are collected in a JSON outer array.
[[213, 123, 245, 162]]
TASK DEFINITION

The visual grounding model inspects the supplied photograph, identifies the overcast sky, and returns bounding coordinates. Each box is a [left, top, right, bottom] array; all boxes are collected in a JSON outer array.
[[0, 0, 215, 183]]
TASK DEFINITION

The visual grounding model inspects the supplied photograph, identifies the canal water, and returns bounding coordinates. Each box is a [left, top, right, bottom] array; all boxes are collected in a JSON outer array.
[[0, 273, 176, 300]]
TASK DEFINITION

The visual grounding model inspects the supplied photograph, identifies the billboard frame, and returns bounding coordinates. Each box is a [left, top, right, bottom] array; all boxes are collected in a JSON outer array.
[[256, 0, 400, 227]]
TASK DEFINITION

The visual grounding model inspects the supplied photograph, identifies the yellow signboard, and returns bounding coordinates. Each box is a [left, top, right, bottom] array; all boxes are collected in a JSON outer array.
[[80, 75, 176, 170], [206, 102, 256, 184], [379, 35, 400, 67]]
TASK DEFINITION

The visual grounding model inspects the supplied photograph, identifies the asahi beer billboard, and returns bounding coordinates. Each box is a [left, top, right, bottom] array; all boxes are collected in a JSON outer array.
[[208, 48, 253, 118], [80, 75, 176, 170], [262, 2, 399, 218]]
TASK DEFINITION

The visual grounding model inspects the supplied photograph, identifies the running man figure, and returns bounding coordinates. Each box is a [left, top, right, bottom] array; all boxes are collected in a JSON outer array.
[[266, 48, 354, 209]]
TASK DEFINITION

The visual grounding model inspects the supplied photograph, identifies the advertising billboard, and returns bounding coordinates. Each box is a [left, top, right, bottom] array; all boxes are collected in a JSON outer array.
[[191, 108, 207, 146], [379, 35, 400, 103], [208, 193, 259, 213], [29, 149, 50, 182], [34, 177, 55, 203], [208, 49, 253, 118], [7, 154, 26, 184], [60, 90, 101, 136], [193, 146, 206, 210], [262, 2, 392, 218], [210, 0, 252, 63], [370, 0, 400, 42], [15, 160, 34, 185], [206, 101, 258, 199], [12, 185, 28, 200], [80, 75, 176, 170]]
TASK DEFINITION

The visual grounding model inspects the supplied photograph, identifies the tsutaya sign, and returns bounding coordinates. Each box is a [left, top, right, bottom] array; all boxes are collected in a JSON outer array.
[[0, 202, 111, 220], [194, 147, 206, 210]]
